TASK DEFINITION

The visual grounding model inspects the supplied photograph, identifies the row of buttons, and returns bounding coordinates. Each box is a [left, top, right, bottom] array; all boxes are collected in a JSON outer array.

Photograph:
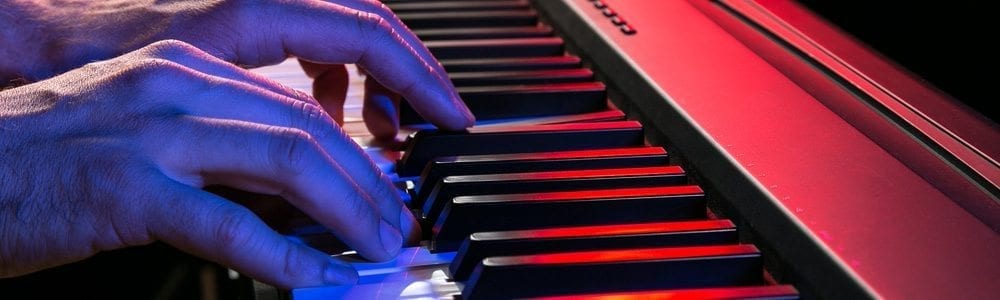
[[589, 0, 636, 35]]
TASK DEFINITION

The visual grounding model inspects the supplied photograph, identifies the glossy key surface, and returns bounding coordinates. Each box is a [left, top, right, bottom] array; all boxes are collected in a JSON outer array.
[[396, 121, 645, 176], [462, 244, 764, 299], [449, 219, 738, 281], [529, 285, 799, 300], [413, 146, 669, 205], [441, 56, 581, 72], [421, 166, 689, 225], [431, 185, 706, 251], [400, 82, 607, 124]]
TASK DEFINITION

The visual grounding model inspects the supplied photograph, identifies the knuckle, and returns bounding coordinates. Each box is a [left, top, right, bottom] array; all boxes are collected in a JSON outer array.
[[122, 58, 184, 82], [354, 11, 395, 56], [266, 127, 314, 177], [212, 205, 257, 251], [280, 243, 311, 283], [142, 39, 200, 60], [296, 102, 334, 141]]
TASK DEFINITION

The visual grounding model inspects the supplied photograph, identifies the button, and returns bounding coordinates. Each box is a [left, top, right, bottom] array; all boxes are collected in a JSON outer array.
[[620, 24, 637, 35], [610, 15, 627, 25], [601, 7, 617, 17], [592, 1, 607, 9]]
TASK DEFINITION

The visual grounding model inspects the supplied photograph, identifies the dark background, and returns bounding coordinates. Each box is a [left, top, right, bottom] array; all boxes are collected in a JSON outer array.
[[797, 1, 997, 123]]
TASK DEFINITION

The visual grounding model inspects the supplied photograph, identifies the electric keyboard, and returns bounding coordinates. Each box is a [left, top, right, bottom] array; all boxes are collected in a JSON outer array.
[[250, 0, 1000, 299]]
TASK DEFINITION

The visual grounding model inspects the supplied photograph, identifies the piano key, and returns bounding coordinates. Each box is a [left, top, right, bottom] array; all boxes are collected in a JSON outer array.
[[425, 37, 565, 59], [415, 26, 553, 41], [527, 285, 800, 300], [449, 220, 738, 281], [413, 146, 669, 206], [462, 244, 764, 299], [396, 121, 645, 177], [387, 0, 530, 13], [488, 109, 626, 126], [422, 166, 688, 225], [397, 10, 538, 29], [441, 56, 582, 72], [431, 185, 706, 252], [449, 69, 594, 86], [399, 82, 608, 124]]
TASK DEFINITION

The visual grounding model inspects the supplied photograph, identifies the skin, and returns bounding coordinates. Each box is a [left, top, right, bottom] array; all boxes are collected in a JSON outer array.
[[0, 0, 474, 290]]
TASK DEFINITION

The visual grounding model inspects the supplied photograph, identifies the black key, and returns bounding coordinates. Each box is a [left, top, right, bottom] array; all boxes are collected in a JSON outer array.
[[449, 220, 738, 281], [425, 37, 564, 59], [431, 185, 705, 251], [396, 121, 644, 176], [397, 10, 538, 28], [441, 56, 581, 72], [387, 0, 530, 12], [413, 146, 669, 206], [462, 244, 764, 299], [449, 69, 593, 86], [399, 82, 607, 124], [422, 166, 688, 226], [524, 285, 800, 300], [492, 109, 626, 126], [416, 26, 553, 41]]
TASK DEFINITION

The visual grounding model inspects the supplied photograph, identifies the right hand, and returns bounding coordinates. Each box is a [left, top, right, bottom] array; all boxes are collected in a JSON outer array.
[[0, 40, 412, 289]]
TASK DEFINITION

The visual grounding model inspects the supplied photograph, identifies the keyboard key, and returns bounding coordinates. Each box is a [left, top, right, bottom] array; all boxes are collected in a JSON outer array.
[[449, 220, 738, 281], [449, 69, 593, 86], [399, 82, 607, 124], [431, 185, 706, 251], [426, 37, 565, 59], [422, 166, 689, 226], [396, 121, 645, 176], [397, 10, 538, 29], [527, 285, 800, 300], [416, 26, 553, 41], [387, 0, 530, 13], [441, 56, 581, 72], [462, 244, 764, 299], [413, 147, 669, 206]]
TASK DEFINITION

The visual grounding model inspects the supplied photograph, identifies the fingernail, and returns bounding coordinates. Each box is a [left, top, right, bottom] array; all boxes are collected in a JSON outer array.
[[399, 208, 422, 246], [379, 219, 403, 257], [324, 259, 358, 285]]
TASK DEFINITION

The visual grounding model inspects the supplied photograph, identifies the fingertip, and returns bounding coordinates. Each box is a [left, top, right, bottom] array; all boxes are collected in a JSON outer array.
[[399, 208, 422, 246], [324, 258, 359, 285], [378, 219, 403, 260]]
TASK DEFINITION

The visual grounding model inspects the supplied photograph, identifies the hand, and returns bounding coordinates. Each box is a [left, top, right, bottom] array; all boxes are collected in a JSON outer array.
[[1, 0, 473, 138], [0, 40, 416, 289]]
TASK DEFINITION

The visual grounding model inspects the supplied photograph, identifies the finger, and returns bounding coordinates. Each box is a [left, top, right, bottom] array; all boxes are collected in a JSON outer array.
[[141, 59, 419, 245], [328, 0, 451, 91], [136, 40, 316, 105], [147, 177, 358, 289], [362, 74, 401, 141], [158, 66, 418, 242], [298, 60, 349, 124], [327, 0, 454, 138], [153, 116, 402, 262], [268, 1, 474, 130]]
